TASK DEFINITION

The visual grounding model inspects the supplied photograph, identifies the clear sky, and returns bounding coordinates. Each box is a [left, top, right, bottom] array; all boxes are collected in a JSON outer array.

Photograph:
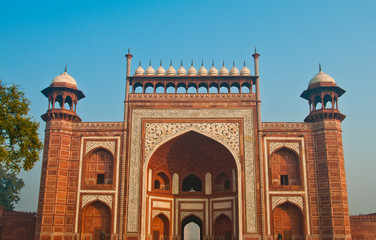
[[0, 0, 375, 215]]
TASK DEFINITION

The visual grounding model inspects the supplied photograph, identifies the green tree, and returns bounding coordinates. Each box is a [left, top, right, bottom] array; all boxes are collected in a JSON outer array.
[[0, 166, 24, 210], [0, 80, 43, 173]]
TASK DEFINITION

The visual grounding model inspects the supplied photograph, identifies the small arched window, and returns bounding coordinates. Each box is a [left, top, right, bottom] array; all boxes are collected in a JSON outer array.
[[182, 174, 202, 192], [154, 180, 160, 189]]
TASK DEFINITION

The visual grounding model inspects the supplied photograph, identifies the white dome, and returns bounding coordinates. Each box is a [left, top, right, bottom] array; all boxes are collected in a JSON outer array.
[[209, 61, 218, 76], [156, 65, 165, 76], [309, 71, 336, 86], [219, 62, 229, 76], [177, 62, 186, 76], [198, 66, 208, 76], [135, 63, 144, 75], [145, 65, 155, 75], [188, 65, 197, 76], [230, 62, 240, 76], [240, 62, 251, 76], [166, 65, 176, 75], [51, 72, 77, 87]]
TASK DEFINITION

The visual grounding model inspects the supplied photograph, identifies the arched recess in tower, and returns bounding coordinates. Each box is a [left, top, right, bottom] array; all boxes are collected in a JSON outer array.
[[272, 202, 305, 240], [81, 201, 111, 240], [146, 130, 238, 238]]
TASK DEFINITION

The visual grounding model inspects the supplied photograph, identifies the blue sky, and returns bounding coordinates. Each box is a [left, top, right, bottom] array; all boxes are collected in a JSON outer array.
[[1, 0, 375, 214]]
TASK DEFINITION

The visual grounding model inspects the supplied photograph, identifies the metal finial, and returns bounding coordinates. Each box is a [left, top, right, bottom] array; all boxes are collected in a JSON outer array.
[[244, 60, 246, 66], [64, 65, 67, 72], [222, 60, 225, 66], [128, 48, 130, 54], [149, 60, 151, 66], [191, 60, 193, 66], [319, 63, 322, 72], [255, 46, 257, 53], [160, 60, 162, 66], [201, 59, 204, 66], [170, 60, 172, 66], [139, 60, 141, 66], [181, 60, 183, 66], [233, 60, 235, 67], [212, 60, 214, 66]]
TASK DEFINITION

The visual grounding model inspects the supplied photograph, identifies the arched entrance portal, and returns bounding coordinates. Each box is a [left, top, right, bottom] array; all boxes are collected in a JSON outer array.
[[81, 201, 111, 240], [152, 214, 169, 240], [214, 214, 232, 240], [146, 131, 238, 238], [182, 215, 202, 240], [272, 202, 305, 240]]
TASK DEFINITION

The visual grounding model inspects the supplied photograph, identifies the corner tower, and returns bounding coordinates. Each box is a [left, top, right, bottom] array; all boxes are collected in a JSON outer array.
[[36, 69, 85, 240], [300, 66, 351, 239]]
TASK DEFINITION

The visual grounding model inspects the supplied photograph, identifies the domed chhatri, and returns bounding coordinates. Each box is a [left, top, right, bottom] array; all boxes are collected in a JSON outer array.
[[156, 61, 166, 76], [240, 61, 251, 76], [198, 60, 208, 76], [135, 61, 144, 75], [188, 61, 197, 76], [219, 61, 229, 76], [177, 61, 186, 76], [166, 61, 176, 76], [145, 61, 155, 75], [230, 61, 240, 76], [51, 66, 78, 89], [308, 64, 336, 87], [209, 61, 218, 76]]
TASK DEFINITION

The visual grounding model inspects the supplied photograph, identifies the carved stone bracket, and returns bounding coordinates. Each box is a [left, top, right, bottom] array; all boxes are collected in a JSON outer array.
[[81, 195, 113, 209], [180, 211, 204, 221], [152, 210, 171, 220], [269, 142, 299, 155], [213, 210, 232, 221], [85, 141, 116, 155], [271, 196, 303, 211]]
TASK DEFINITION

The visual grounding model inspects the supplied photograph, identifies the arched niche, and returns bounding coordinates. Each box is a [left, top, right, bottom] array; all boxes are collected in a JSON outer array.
[[230, 82, 240, 93], [83, 148, 114, 188], [134, 82, 143, 93], [241, 82, 251, 93], [153, 171, 170, 190], [182, 215, 202, 240], [269, 148, 301, 190], [152, 214, 169, 240], [272, 202, 305, 240], [214, 214, 232, 240], [81, 201, 111, 239], [209, 82, 219, 93], [182, 174, 202, 192], [155, 82, 165, 94], [214, 172, 231, 192]]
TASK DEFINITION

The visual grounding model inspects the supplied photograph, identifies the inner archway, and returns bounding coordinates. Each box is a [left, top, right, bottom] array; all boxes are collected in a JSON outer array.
[[81, 201, 111, 240], [182, 215, 202, 240], [152, 214, 169, 240], [272, 202, 305, 240], [146, 130, 239, 238], [214, 214, 232, 240]]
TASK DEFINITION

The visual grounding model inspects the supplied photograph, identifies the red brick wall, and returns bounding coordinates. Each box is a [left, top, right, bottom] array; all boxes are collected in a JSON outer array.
[[35, 120, 80, 240], [312, 121, 351, 238], [0, 207, 36, 240], [350, 214, 376, 240]]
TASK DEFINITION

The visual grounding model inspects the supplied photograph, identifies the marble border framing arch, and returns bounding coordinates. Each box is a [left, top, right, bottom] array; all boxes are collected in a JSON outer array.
[[126, 108, 257, 239]]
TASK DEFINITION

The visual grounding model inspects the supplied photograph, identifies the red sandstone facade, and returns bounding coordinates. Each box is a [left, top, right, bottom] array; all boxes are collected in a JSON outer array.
[[35, 51, 353, 240]]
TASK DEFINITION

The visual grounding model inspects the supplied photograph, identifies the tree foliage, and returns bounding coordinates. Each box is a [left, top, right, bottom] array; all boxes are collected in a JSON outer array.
[[0, 80, 43, 172], [0, 165, 24, 210]]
